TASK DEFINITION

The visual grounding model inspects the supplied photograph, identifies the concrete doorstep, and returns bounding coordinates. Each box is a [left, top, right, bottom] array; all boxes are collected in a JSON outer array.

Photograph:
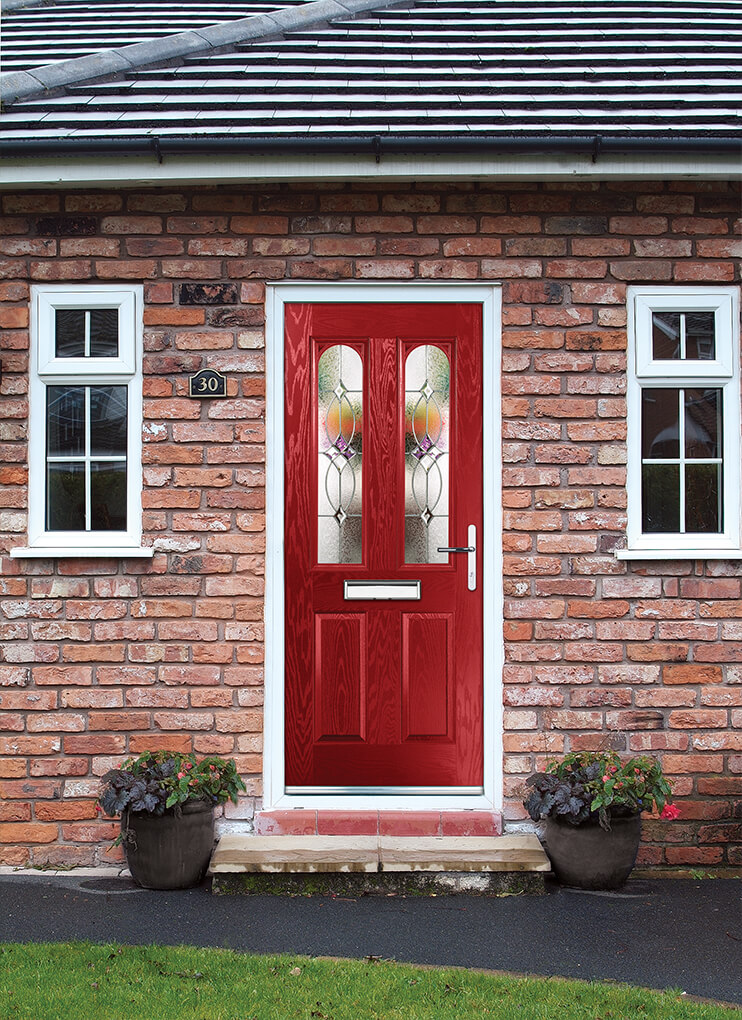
[[209, 834, 550, 896]]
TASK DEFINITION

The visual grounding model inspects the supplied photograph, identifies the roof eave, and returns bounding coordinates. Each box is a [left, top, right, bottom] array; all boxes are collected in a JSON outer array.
[[2, 139, 740, 189], [2, 133, 741, 158]]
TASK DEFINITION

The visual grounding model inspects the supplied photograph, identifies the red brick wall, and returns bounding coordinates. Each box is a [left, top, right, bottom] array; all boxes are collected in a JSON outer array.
[[0, 181, 740, 869]]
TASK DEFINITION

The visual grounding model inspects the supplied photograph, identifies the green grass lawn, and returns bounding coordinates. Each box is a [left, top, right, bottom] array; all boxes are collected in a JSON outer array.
[[0, 943, 737, 1020]]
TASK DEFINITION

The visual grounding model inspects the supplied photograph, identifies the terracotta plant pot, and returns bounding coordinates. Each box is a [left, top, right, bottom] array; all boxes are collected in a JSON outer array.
[[544, 813, 642, 890], [122, 799, 215, 890]]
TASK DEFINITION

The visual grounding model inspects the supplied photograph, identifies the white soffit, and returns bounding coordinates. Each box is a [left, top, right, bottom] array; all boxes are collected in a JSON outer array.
[[1, 151, 739, 188]]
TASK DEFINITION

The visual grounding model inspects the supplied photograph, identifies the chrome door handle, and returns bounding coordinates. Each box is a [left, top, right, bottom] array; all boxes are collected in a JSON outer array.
[[437, 525, 476, 591]]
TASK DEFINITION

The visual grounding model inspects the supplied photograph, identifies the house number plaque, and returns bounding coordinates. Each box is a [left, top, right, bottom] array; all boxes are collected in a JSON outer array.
[[189, 368, 227, 398]]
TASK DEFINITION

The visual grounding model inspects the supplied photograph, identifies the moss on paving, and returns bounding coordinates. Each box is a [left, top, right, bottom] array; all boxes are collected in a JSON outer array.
[[211, 870, 545, 896]]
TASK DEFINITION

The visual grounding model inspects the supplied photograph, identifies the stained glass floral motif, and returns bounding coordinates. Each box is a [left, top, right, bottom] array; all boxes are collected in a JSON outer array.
[[317, 345, 363, 563], [404, 345, 450, 563]]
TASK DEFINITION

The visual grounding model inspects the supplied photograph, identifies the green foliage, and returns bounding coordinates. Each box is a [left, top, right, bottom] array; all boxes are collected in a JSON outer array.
[[524, 751, 674, 830], [0, 943, 736, 1020], [98, 750, 246, 818]]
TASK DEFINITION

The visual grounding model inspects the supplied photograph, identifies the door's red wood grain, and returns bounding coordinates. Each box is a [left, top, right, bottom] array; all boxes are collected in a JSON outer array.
[[284, 303, 483, 788]]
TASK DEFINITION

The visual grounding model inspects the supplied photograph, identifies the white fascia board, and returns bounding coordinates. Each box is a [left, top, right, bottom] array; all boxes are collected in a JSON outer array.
[[1, 151, 740, 189]]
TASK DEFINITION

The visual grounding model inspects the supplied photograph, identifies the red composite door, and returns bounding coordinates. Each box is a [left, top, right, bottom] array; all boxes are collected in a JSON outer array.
[[284, 303, 483, 789]]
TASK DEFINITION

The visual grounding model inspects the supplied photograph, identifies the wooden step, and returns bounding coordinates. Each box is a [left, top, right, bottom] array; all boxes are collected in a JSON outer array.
[[210, 834, 550, 875]]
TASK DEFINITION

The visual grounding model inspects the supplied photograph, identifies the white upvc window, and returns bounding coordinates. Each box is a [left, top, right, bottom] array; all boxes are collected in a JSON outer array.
[[621, 286, 742, 559], [13, 284, 151, 558]]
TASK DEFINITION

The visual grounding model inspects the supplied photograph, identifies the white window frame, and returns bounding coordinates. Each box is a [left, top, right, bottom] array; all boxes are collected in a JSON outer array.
[[621, 285, 742, 560], [12, 284, 151, 558]]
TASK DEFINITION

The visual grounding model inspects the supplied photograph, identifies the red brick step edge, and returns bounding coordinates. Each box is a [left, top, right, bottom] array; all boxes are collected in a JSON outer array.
[[254, 810, 503, 837]]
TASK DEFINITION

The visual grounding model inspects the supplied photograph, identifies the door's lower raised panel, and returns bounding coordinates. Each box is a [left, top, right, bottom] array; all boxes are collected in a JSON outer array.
[[402, 613, 454, 741], [314, 613, 366, 742]]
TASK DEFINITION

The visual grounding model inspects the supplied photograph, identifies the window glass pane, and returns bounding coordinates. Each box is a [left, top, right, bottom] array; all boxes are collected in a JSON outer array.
[[46, 463, 86, 531], [652, 312, 680, 360], [642, 464, 680, 533], [641, 388, 679, 459], [685, 389, 721, 459], [54, 308, 119, 359], [685, 464, 721, 533], [651, 311, 716, 361], [405, 344, 450, 564], [47, 386, 85, 456], [55, 310, 86, 358], [685, 312, 715, 360], [90, 386, 128, 455], [317, 344, 363, 564], [91, 463, 127, 530], [90, 308, 119, 357]]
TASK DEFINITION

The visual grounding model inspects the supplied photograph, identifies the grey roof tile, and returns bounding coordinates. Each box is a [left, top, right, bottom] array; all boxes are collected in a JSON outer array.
[[1, 0, 741, 149]]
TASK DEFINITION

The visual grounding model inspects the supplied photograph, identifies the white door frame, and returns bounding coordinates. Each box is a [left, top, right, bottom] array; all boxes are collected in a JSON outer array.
[[264, 282, 503, 811]]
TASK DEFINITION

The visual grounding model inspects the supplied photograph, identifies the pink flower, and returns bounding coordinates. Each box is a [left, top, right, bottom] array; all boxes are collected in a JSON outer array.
[[602, 774, 610, 782], [177, 771, 186, 779], [661, 804, 681, 820], [185, 762, 192, 770]]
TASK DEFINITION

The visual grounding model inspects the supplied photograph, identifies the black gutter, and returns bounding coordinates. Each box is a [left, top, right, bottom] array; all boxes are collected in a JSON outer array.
[[1, 134, 741, 160]]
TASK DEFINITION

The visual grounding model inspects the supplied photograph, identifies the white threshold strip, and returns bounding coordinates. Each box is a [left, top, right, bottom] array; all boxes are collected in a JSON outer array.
[[285, 786, 485, 796]]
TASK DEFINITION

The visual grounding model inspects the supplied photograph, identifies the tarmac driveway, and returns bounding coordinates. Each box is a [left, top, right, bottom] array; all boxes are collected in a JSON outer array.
[[0, 874, 739, 1005]]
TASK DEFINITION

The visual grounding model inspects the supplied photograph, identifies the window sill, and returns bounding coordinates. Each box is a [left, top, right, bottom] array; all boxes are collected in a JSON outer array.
[[615, 548, 742, 561], [9, 546, 155, 559]]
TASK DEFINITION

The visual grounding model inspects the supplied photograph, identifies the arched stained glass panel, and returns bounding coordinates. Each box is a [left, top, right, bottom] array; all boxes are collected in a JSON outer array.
[[317, 344, 363, 564], [404, 344, 450, 564]]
